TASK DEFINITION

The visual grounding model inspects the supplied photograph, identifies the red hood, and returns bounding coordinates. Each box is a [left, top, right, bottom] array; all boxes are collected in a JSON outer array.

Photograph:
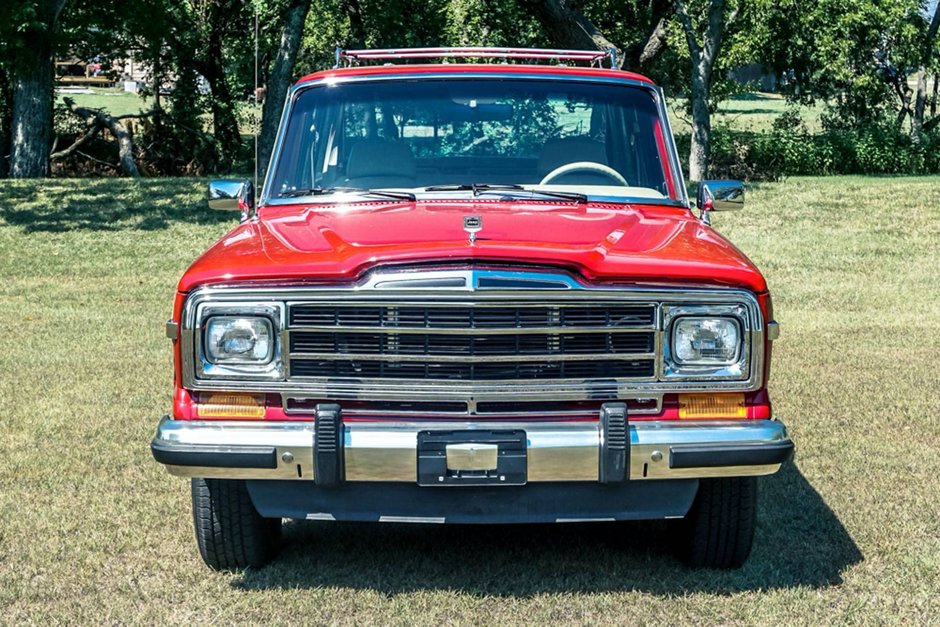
[[178, 199, 767, 293]]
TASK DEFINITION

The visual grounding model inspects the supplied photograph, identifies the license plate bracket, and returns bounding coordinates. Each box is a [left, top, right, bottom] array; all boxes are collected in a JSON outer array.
[[417, 430, 527, 486]]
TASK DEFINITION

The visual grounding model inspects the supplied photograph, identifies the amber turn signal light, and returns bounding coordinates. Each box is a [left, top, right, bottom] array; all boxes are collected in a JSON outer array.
[[196, 392, 266, 419], [677, 393, 747, 419]]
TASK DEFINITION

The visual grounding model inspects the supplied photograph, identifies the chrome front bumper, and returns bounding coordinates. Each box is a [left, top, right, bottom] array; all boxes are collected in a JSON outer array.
[[151, 415, 792, 483]]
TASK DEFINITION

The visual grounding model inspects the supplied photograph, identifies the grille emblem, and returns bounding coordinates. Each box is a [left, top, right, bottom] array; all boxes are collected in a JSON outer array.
[[463, 215, 482, 245]]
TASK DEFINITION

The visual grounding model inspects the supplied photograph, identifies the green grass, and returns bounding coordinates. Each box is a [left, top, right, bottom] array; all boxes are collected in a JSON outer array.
[[1, 176, 939, 623], [667, 93, 825, 134], [56, 87, 153, 118]]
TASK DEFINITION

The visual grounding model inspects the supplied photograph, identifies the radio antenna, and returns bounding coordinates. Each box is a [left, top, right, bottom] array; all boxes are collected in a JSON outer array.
[[253, 3, 259, 201]]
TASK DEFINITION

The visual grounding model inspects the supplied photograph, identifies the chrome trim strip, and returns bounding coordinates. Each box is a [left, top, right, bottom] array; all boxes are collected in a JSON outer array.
[[655, 85, 691, 208], [281, 396, 664, 417], [263, 191, 687, 208], [287, 351, 657, 363], [287, 324, 655, 335], [153, 416, 788, 482], [378, 516, 446, 524], [181, 378, 751, 397]]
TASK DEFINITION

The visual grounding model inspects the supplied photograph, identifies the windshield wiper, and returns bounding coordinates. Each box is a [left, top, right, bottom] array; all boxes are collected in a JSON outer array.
[[277, 186, 416, 201], [424, 183, 587, 204], [277, 186, 337, 198]]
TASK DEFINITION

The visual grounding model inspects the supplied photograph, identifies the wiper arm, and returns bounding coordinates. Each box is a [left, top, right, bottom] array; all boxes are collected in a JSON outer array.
[[424, 183, 587, 204], [519, 187, 588, 203], [277, 186, 337, 198], [277, 187, 416, 201], [424, 183, 522, 195], [349, 188, 416, 202]]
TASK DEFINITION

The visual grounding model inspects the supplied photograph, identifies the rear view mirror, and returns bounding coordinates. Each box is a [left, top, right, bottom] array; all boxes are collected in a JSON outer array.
[[697, 180, 744, 224], [208, 180, 254, 217]]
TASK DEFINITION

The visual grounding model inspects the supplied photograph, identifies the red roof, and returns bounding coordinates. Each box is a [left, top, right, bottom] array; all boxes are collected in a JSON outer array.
[[295, 63, 657, 87]]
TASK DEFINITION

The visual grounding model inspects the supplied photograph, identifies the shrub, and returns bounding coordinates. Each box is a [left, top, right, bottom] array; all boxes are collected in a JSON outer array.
[[676, 121, 940, 181]]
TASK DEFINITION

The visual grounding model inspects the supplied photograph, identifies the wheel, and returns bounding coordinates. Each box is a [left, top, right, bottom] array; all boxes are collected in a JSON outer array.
[[191, 478, 281, 570], [680, 477, 757, 569]]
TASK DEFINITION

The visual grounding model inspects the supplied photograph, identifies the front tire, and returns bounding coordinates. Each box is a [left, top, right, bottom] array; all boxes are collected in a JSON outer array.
[[191, 478, 281, 570], [680, 477, 757, 569]]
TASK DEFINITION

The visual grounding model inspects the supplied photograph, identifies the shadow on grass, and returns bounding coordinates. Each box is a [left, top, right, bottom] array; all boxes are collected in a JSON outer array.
[[233, 463, 861, 595], [727, 93, 780, 102], [718, 107, 781, 116], [0, 178, 233, 233]]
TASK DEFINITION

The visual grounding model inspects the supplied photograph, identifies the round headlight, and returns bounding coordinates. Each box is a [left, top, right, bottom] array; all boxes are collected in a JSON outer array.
[[205, 316, 274, 364], [672, 317, 741, 365]]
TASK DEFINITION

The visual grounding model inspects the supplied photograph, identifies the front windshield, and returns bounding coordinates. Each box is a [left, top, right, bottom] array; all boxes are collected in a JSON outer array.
[[268, 78, 679, 202]]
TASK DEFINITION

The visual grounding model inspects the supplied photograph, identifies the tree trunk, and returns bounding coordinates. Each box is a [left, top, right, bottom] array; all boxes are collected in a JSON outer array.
[[0, 67, 12, 177], [625, 0, 674, 71], [674, 0, 734, 183], [193, 1, 244, 168], [688, 69, 711, 182], [204, 65, 242, 167], [931, 74, 938, 119], [636, 16, 670, 68], [515, 0, 622, 65], [9, 4, 62, 178], [912, 1, 940, 138], [344, 0, 366, 48], [912, 68, 928, 137], [152, 48, 163, 131], [258, 0, 312, 184]]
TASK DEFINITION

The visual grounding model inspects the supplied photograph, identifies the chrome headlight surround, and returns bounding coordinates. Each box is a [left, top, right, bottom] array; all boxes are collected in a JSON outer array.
[[662, 304, 752, 381], [193, 302, 285, 380]]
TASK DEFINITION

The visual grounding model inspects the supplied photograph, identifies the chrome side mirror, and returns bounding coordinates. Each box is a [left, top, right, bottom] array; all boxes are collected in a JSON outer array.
[[208, 179, 254, 218], [696, 180, 744, 225]]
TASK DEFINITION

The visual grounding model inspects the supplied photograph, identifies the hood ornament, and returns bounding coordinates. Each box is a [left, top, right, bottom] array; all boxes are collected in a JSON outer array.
[[463, 215, 482, 246]]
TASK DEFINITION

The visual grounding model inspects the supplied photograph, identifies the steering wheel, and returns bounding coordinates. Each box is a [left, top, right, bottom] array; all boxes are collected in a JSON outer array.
[[539, 161, 629, 186]]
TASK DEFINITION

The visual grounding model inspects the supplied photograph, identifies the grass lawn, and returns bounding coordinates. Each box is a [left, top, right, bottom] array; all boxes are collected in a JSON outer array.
[[56, 87, 153, 118], [0, 176, 938, 623], [668, 93, 825, 135]]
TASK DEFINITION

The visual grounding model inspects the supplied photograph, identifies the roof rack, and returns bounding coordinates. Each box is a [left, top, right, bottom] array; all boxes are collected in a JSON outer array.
[[336, 47, 619, 69]]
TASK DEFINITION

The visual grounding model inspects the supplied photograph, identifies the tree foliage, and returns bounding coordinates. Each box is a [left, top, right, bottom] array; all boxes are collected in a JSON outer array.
[[759, 0, 936, 129], [2, 0, 940, 179]]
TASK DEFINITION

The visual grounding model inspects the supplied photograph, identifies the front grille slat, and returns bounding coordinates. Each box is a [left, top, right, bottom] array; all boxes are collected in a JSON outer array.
[[290, 359, 655, 381], [290, 331, 654, 357], [289, 304, 655, 330], [287, 301, 657, 383]]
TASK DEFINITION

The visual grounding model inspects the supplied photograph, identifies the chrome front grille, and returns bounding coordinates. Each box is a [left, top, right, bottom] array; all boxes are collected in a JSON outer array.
[[286, 302, 658, 383]]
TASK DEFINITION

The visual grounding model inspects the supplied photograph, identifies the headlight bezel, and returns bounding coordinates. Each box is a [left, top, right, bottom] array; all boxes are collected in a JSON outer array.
[[662, 304, 752, 381], [193, 302, 285, 380]]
